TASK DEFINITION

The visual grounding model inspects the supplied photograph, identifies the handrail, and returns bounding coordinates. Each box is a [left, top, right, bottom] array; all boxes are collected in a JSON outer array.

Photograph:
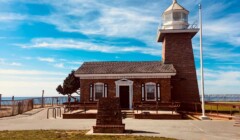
[[47, 107, 62, 119]]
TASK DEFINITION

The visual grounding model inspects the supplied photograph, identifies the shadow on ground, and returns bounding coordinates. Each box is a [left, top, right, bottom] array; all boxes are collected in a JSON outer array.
[[125, 129, 160, 134]]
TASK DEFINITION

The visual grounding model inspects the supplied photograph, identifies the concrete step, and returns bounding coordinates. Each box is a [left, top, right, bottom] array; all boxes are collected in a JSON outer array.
[[122, 111, 134, 118]]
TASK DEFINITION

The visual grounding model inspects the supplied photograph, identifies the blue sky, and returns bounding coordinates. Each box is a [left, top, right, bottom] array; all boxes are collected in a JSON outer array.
[[0, 0, 239, 97]]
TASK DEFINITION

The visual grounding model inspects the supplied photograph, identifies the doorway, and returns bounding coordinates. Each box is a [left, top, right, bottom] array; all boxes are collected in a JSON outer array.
[[119, 86, 129, 109]]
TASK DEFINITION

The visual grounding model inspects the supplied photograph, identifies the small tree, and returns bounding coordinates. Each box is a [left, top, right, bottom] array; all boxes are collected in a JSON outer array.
[[56, 70, 80, 102]]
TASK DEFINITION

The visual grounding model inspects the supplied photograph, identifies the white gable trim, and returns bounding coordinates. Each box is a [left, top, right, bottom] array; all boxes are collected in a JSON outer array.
[[75, 73, 176, 79], [115, 79, 134, 110]]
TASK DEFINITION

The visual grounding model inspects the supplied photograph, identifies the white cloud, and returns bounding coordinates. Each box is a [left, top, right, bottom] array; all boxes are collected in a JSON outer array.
[[0, 80, 60, 96], [54, 63, 64, 68], [67, 61, 84, 65], [0, 13, 27, 21], [197, 68, 240, 94], [0, 69, 65, 76], [37, 57, 55, 63], [9, 62, 22, 66], [17, 38, 161, 56], [0, 58, 22, 66], [0, 58, 4, 64], [203, 47, 240, 62], [38, 0, 159, 38], [0, 68, 68, 96], [203, 13, 240, 46]]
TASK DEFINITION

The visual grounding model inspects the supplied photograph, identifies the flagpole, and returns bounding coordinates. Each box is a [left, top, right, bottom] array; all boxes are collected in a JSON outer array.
[[199, 3, 209, 120]]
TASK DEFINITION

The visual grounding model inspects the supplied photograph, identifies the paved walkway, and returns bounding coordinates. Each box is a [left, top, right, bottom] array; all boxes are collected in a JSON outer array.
[[0, 108, 239, 140]]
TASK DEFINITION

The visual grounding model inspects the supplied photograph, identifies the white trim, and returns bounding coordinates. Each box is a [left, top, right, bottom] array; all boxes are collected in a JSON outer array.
[[159, 29, 199, 33], [75, 73, 176, 79], [145, 82, 157, 101], [157, 84, 161, 101], [115, 79, 133, 109], [104, 84, 107, 97], [94, 82, 104, 101], [90, 85, 93, 101], [157, 28, 199, 42]]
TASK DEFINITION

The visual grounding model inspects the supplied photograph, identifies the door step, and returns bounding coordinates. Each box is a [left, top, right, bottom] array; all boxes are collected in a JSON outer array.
[[122, 110, 134, 118]]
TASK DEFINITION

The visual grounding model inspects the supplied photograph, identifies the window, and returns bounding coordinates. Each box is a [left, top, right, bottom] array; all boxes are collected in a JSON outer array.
[[163, 13, 172, 23], [173, 12, 181, 21], [145, 83, 156, 101], [181, 13, 187, 21], [94, 83, 104, 101]]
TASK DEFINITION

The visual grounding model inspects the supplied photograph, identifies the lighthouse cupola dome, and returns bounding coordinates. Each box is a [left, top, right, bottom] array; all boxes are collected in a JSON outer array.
[[162, 0, 189, 29]]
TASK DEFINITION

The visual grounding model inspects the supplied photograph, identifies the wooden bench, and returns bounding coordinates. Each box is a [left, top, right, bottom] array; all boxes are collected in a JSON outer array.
[[133, 102, 180, 114], [63, 102, 97, 113]]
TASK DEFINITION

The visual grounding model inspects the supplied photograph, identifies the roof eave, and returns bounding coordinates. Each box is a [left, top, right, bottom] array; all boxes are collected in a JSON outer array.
[[75, 72, 176, 79], [157, 29, 199, 42]]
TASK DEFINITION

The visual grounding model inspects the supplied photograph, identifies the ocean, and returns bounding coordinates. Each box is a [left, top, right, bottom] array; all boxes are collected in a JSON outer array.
[[200, 94, 240, 102], [1, 97, 39, 101]]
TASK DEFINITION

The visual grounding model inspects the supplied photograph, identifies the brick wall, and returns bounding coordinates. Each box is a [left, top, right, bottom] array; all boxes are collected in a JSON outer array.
[[162, 33, 200, 102], [80, 78, 171, 104]]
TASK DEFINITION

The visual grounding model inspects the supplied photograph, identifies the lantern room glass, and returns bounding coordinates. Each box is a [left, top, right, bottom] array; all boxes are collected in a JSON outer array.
[[163, 13, 172, 23], [163, 12, 188, 23]]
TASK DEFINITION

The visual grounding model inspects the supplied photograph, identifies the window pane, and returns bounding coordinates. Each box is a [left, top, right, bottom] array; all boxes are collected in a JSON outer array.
[[173, 12, 181, 21], [146, 85, 155, 100], [95, 85, 103, 92], [163, 13, 172, 23], [147, 92, 155, 100], [95, 84, 103, 100], [181, 13, 187, 21], [95, 92, 102, 100]]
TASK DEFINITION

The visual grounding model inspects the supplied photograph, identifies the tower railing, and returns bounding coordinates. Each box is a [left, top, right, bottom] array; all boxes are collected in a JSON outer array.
[[158, 21, 198, 30]]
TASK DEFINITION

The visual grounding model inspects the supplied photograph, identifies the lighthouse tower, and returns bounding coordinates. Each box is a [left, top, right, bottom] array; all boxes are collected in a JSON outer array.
[[157, 0, 200, 104]]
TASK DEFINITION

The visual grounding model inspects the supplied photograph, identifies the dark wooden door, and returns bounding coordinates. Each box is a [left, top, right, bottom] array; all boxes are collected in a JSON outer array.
[[119, 86, 129, 109]]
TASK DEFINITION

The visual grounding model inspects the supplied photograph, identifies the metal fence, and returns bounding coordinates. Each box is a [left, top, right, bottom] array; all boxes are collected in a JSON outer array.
[[0, 96, 79, 118], [200, 94, 240, 102]]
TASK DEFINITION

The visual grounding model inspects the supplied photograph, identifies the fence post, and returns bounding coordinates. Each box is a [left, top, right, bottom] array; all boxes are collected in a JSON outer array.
[[52, 97, 54, 106], [0, 94, 2, 109], [31, 99, 34, 109], [57, 97, 59, 106], [41, 90, 44, 108], [12, 96, 15, 116]]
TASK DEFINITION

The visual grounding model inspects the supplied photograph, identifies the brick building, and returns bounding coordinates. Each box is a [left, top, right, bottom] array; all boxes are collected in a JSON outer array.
[[75, 0, 200, 109]]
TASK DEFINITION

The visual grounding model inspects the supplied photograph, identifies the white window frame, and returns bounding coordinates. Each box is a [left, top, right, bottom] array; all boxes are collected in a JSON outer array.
[[90, 84, 93, 101], [104, 84, 108, 97], [94, 82, 104, 101], [145, 82, 156, 101], [157, 84, 161, 101]]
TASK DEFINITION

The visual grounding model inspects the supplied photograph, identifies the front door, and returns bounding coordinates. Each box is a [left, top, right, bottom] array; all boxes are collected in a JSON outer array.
[[119, 86, 129, 109]]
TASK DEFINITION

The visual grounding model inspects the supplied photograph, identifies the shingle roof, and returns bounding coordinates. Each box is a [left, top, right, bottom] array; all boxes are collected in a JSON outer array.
[[164, 0, 188, 13], [75, 61, 176, 74]]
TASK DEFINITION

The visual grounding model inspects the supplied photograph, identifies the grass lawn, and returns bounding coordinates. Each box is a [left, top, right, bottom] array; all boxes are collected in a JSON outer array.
[[0, 130, 175, 140], [205, 102, 240, 115]]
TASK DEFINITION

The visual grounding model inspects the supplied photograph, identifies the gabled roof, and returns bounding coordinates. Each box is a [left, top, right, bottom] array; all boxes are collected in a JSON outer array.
[[75, 61, 176, 75], [164, 0, 188, 13]]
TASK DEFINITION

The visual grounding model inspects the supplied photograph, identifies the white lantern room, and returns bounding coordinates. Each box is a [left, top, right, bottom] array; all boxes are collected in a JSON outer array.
[[162, 0, 189, 30]]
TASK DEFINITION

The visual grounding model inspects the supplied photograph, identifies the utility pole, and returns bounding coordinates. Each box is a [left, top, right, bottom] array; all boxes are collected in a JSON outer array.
[[41, 90, 44, 108], [199, 3, 209, 120]]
